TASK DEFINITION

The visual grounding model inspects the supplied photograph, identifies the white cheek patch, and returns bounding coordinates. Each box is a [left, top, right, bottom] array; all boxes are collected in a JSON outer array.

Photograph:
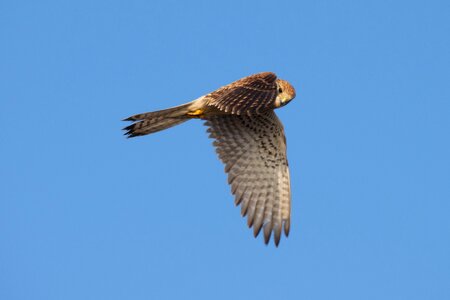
[[275, 97, 283, 107]]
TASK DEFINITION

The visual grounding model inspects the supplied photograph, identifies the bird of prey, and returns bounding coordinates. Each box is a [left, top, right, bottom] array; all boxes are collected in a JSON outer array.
[[123, 72, 296, 246]]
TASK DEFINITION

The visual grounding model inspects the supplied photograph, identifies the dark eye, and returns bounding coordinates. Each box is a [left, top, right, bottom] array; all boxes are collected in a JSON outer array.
[[278, 87, 283, 93]]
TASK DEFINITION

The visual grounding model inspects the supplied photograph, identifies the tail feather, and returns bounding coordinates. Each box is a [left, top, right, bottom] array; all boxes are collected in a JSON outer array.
[[123, 102, 193, 137]]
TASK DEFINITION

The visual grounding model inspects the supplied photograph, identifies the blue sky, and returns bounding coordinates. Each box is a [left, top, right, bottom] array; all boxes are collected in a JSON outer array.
[[1, 0, 450, 299]]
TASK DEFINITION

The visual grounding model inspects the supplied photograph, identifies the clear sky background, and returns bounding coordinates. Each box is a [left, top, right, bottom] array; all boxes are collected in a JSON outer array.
[[1, 1, 449, 299]]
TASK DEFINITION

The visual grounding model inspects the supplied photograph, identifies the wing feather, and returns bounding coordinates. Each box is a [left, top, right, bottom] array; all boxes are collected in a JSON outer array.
[[205, 111, 291, 246]]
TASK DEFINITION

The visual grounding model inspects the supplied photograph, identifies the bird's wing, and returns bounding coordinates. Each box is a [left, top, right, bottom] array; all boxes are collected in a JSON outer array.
[[205, 111, 291, 246], [206, 72, 279, 115]]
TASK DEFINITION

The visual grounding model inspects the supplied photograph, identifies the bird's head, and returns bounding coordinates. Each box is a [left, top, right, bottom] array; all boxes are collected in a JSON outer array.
[[275, 79, 296, 108]]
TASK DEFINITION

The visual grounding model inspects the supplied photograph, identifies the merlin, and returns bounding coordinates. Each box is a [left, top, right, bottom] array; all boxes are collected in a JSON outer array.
[[123, 72, 296, 246]]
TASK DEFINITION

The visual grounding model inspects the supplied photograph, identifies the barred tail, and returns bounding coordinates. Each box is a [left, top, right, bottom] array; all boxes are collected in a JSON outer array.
[[123, 102, 194, 137]]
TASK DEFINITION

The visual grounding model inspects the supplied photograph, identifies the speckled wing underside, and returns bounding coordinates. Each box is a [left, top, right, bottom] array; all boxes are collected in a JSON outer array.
[[206, 72, 278, 115], [205, 111, 291, 246]]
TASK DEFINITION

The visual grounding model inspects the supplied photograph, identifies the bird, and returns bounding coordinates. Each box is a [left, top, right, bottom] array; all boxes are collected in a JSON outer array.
[[123, 72, 296, 246]]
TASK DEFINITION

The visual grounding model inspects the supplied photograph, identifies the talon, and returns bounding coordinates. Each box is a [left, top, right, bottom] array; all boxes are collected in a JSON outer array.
[[187, 109, 204, 118]]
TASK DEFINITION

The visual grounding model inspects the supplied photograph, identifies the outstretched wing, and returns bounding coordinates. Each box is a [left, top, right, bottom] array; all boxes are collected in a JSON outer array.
[[205, 111, 291, 246], [206, 72, 279, 115]]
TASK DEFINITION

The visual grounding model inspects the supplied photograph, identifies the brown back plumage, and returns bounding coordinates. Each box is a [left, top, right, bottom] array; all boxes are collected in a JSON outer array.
[[205, 72, 279, 115]]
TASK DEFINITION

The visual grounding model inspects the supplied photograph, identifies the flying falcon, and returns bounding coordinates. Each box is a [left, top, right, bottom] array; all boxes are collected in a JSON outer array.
[[123, 72, 296, 246]]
